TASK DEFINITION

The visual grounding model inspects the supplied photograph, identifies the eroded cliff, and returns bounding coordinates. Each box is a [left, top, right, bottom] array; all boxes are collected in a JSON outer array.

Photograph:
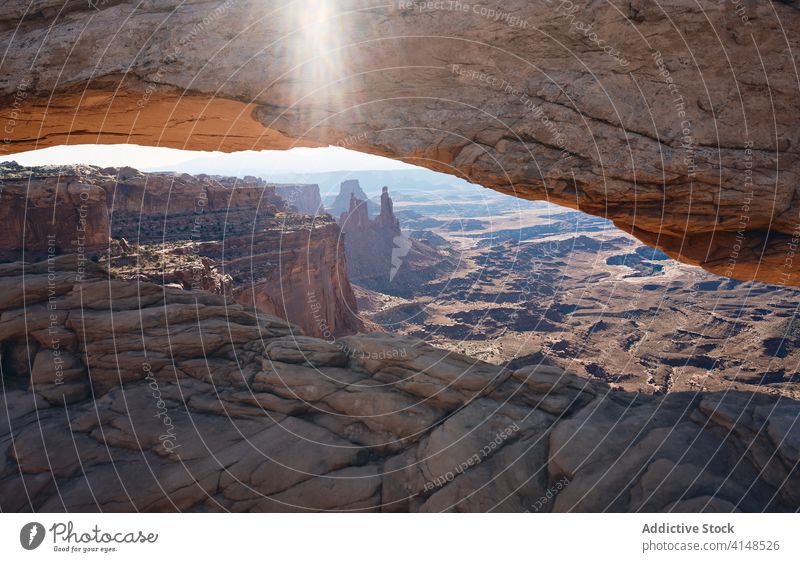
[[339, 185, 454, 297], [0, 163, 361, 337]]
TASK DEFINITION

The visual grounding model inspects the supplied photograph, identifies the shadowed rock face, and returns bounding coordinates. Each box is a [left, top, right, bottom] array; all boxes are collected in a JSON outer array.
[[1, 1, 799, 284], [339, 186, 454, 297], [273, 184, 325, 215], [0, 163, 361, 338], [0, 257, 797, 512]]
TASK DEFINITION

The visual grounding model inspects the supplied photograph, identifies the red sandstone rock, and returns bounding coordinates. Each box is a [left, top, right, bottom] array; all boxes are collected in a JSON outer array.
[[0, 163, 109, 259], [2, 1, 798, 284], [0, 163, 361, 337], [339, 185, 453, 297], [0, 257, 796, 512]]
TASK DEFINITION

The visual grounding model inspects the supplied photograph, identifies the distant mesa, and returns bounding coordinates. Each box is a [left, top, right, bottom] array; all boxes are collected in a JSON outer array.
[[329, 179, 379, 218], [273, 183, 326, 215]]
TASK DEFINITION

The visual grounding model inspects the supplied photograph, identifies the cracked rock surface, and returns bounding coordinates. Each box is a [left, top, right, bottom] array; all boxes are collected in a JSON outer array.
[[1, 257, 797, 512]]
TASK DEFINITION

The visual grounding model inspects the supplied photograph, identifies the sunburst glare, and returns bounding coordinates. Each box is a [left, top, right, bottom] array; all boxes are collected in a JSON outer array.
[[292, 0, 343, 100]]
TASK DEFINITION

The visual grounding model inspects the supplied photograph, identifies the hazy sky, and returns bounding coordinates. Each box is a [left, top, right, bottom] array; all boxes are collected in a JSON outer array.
[[9, 144, 416, 172]]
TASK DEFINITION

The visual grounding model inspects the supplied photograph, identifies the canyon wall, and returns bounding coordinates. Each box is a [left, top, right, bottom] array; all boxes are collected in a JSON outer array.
[[0, 164, 361, 337], [107, 168, 361, 336], [197, 218, 362, 339], [103, 167, 286, 242], [1, 1, 799, 284], [0, 162, 109, 259]]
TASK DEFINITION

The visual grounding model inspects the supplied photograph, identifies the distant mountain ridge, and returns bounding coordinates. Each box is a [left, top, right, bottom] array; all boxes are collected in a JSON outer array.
[[145, 154, 483, 199]]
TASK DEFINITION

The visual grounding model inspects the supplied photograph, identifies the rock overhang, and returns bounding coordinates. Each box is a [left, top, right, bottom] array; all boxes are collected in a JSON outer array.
[[1, 0, 798, 285]]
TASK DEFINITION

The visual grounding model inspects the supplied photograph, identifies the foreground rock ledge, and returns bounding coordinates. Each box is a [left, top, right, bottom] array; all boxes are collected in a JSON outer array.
[[0, 257, 797, 512], [1, 1, 799, 285]]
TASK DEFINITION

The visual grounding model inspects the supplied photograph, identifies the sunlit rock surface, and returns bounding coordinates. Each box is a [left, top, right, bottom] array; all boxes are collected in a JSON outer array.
[[0, 257, 797, 512], [1, 1, 799, 284]]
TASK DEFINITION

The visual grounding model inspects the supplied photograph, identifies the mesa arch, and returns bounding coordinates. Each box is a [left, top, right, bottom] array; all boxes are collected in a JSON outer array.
[[1, 0, 798, 285]]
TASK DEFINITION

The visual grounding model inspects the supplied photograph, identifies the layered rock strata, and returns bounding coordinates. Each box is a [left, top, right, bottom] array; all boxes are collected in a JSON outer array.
[[0, 163, 361, 337], [0, 256, 797, 512], [0, 163, 110, 259], [1, 1, 799, 284]]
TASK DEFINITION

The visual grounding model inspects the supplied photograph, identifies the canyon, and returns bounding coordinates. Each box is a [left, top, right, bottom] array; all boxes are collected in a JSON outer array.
[[0, 1, 798, 515], [0, 255, 797, 512], [355, 189, 800, 399], [0, 163, 798, 512], [1, 1, 799, 284], [0, 162, 360, 338]]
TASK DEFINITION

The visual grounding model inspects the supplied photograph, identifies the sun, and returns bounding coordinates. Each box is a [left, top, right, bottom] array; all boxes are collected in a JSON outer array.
[[293, 0, 343, 98]]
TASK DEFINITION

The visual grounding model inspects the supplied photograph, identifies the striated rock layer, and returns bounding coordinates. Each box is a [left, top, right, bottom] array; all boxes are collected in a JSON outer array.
[[0, 165, 109, 258], [0, 256, 797, 512], [0, 163, 361, 337], [1, 1, 799, 284]]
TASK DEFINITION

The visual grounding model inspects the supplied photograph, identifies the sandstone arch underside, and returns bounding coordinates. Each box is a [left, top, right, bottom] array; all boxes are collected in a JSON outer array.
[[1, 0, 799, 285]]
